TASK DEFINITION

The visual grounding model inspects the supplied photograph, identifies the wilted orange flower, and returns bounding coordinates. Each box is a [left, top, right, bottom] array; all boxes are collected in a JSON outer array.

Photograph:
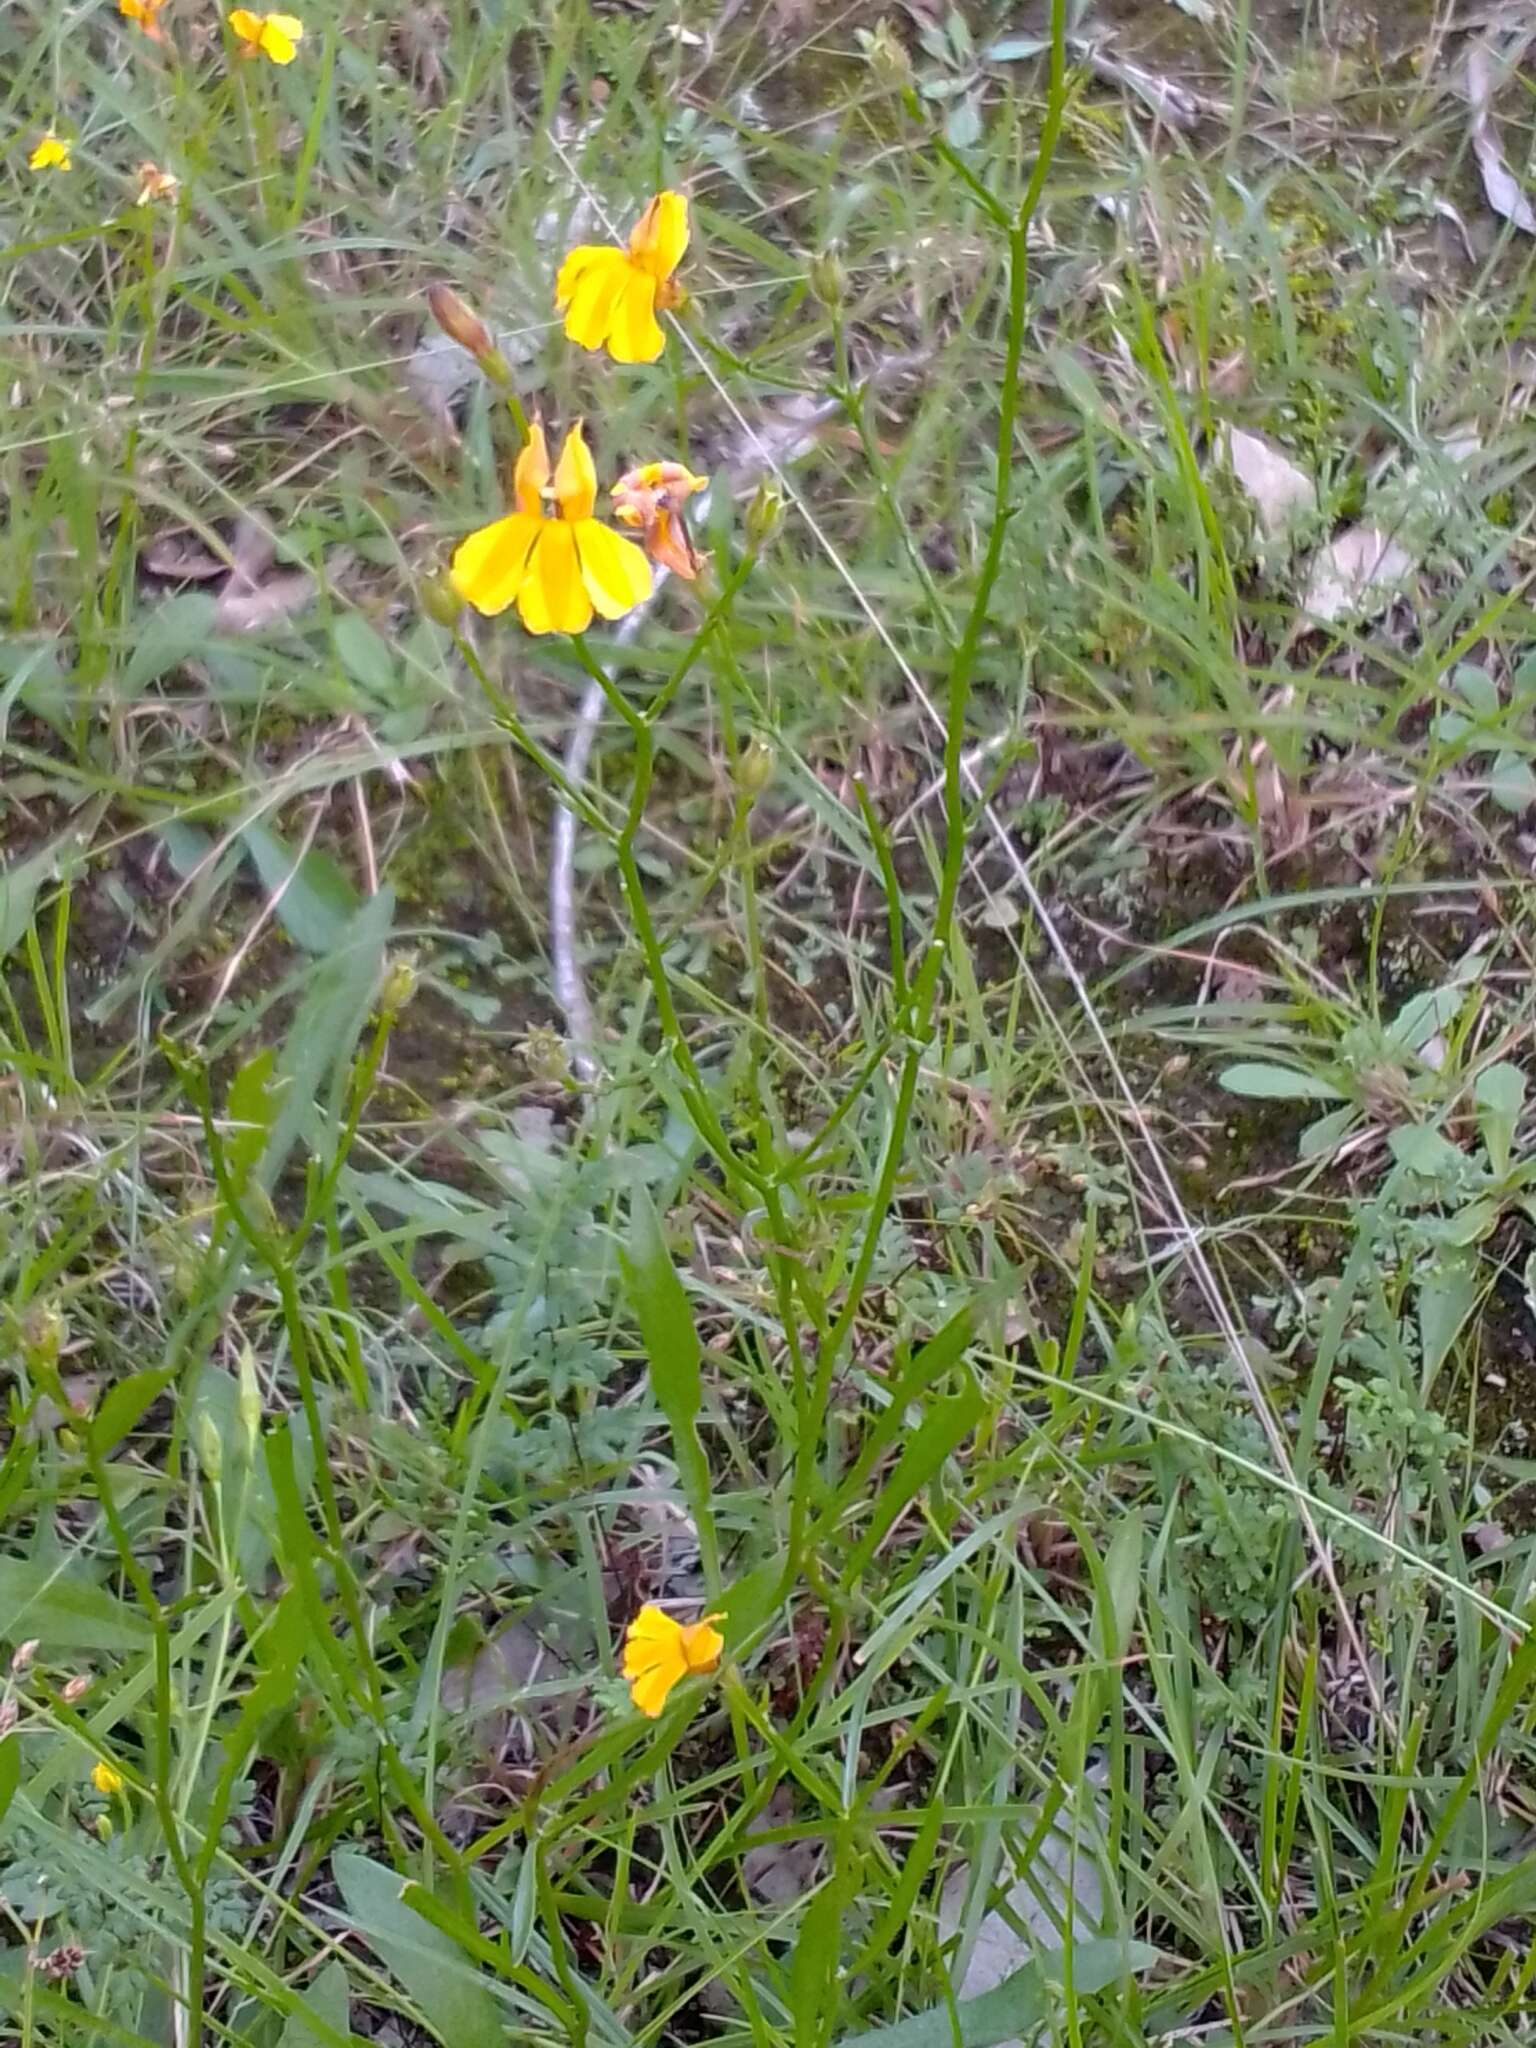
[[134, 162, 179, 205], [119, 0, 168, 36], [622, 1604, 724, 1718], [28, 132, 71, 173], [555, 191, 689, 365], [228, 8, 303, 61], [611, 461, 709, 580], [450, 421, 652, 635]]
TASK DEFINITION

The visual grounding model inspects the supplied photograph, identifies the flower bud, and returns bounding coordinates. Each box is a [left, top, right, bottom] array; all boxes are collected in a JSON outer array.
[[745, 482, 785, 551], [21, 1303, 65, 1371], [60, 1675, 91, 1704], [237, 1343, 262, 1455], [864, 17, 913, 93], [427, 283, 494, 362], [95, 1813, 113, 1843], [380, 953, 419, 1018], [419, 571, 463, 628], [736, 738, 775, 799], [91, 1761, 124, 1797], [809, 248, 846, 310], [522, 1025, 571, 1085], [11, 1641, 38, 1675], [193, 1408, 223, 1483]]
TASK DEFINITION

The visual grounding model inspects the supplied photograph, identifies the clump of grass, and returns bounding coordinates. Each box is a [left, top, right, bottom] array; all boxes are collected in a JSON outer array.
[[4, 3, 1536, 2047]]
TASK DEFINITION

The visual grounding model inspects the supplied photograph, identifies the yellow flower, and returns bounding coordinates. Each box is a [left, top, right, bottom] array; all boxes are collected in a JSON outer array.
[[91, 1761, 124, 1796], [228, 9, 303, 62], [450, 421, 652, 635], [611, 460, 709, 580], [119, 0, 168, 37], [555, 191, 689, 365], [28, 133, 71, 173], [621, 1603, 724, 1719], [134, 162, 179, 205]]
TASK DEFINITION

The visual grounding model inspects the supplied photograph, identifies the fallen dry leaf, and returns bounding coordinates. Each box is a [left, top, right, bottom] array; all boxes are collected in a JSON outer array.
[[1301, 525, 1417, 624], [1220, 426, 1317, 537], [214, 568, 317, 633], [1466, 44, 1536, 234]]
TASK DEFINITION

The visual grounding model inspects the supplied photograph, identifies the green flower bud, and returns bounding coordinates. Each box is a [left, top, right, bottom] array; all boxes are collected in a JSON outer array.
[[745, 482, 785, 551], [736, 738, 776, 798], [419, 572, 463, 628], [809, 248, 846, 310]]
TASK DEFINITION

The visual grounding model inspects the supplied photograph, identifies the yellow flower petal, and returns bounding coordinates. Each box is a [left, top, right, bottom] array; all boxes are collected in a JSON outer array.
[[680, 1616, 725, 1673], [605, 268, 665, 366], [91, 1761, 124, 1796], [553, 422, 597, 524], [625, 1603, 682, 1645], [228, 8, 262, 42], [556, 246, 630, 350], [514, 422, 551, 517], [28, 134, 71, 172], [260, 13, 303, 60], [628, 191, 690, 281], [450, 512, 542, 617], [630, 1662, 680, 1717], [517, 522, 591, 636], [573, 519, 652, 620]]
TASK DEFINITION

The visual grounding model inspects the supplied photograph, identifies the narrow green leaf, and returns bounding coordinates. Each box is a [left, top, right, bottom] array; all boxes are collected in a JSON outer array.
[[1098, 1511, 1142, 1664], [1475, 1061, 1525, 1180], [790, 1874, 846, 2048], [1, 842, 73, 959], [1219, 1063, 1344, 1102], [277, 1959, 350, 2048], [0, 1736, 21, 1831], [90, 1367, 176, 1459], [332, 1850, 503, 2048], [834, 1940, 1159, 2048], [225, 1047, 285, 1198], [240, 821, 362, 955], [0, 1561, 148, 1652], [620, 1185, 715, 1580], [840, 1376, 984, 1589]]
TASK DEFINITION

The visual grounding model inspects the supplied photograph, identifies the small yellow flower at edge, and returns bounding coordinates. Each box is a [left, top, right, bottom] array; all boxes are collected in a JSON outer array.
[[228, 8, 304, 62], [28, 133, 72, 173], [450, 421, 652, 635], [556, 191, 689, 365], [120, 0, 169, 37], [622, 1604, 725, 1719], [91, 1761, 124, 1797], [612, 460, 709, 581]]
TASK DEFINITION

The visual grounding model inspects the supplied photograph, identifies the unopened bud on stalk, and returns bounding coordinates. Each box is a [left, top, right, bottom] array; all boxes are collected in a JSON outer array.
[[864, 17, 913, 93], [193, 1409, 223, 1483], [380, 953, 419, 1018], [237, 1343, 262, 1455], [60, 1675, 91, 1704], [11, 1641, 37, 1676], [21, 1304, 65, 1371], [745, 482, 785, 551], [427, 282, 492, 360], [736, 738, 776, 799], [419, 571, 463, 628], [426, 283, 513, 387], [809, 248, 846, 310]]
